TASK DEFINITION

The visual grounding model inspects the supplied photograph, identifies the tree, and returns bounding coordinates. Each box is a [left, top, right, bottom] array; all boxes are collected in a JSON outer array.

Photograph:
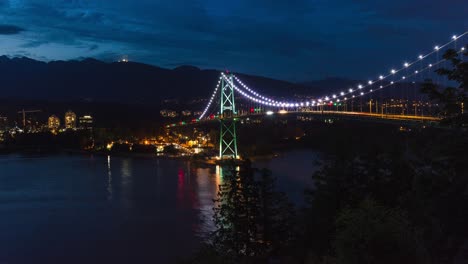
[[257, 169, 295, 255], [212, 160, 261, 260], [211, 161, 295, 261], [302, 148, 414, 259], [421, 45, 468, 123], [334, 199, 426, 264], [402, 131, 468, 263]]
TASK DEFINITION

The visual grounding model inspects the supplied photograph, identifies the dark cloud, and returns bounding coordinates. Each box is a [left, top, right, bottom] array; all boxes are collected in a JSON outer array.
[[0, 24, 24, 35], [88, 44, 99, 51], [0, 0, 466, 81]]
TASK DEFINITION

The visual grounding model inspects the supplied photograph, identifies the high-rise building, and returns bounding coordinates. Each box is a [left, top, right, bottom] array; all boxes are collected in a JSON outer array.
[[48, 115, 60, 131], [79, 115, 93, 130], [64, 110, 77, 129]]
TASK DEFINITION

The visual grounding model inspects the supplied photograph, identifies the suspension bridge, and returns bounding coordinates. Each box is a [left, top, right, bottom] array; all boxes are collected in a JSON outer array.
[[187, 32, 467, 160]]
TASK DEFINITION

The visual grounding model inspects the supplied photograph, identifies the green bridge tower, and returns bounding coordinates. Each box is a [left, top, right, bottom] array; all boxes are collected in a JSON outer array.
[[218, 73, 239, 159]]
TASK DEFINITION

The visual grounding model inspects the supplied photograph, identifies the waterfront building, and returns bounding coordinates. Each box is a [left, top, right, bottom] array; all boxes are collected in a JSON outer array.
[[65, 110, 77, 129], [48, 115, 60, 131], [160, 109, 178, 118], [79, 115, 94, 130]]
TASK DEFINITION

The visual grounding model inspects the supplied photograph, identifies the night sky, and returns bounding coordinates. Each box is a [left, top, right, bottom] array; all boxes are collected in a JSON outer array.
[[0, 0, 466, 81]]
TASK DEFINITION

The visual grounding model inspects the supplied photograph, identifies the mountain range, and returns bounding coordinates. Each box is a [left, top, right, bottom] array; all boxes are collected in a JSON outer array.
[[0, 55, 427, 107], [0, 55, 375, 103]]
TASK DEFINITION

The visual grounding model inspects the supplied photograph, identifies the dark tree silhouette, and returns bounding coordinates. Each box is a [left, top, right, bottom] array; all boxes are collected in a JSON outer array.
[[257, 169, 295, 255], [334, 199, 426, 264], [212, 160, 294, 262], [212, 160, 261, 259], [421, 45, 468, 124]]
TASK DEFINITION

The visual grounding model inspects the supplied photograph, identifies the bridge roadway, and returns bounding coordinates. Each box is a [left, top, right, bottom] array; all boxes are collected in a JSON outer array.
[[299, 110, 441, 122], [166, 110, 440, 128]]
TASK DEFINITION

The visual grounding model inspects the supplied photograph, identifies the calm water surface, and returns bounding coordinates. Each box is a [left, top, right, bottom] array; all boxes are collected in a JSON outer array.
[[0, 150, 317, 263]]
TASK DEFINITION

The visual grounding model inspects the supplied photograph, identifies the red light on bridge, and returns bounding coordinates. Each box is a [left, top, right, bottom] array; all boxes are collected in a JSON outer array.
[[209, 114, 215, 119], [250, 107, 254, 113]]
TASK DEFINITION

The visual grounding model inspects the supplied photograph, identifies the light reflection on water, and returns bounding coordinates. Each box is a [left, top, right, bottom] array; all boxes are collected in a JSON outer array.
[[107, 155, 112, 201], [0, 150, 316, 263], [194, 166, 222, 237]]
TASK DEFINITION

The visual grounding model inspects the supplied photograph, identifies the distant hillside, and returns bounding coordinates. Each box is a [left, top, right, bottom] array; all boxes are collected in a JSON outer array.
[[0, 56, 313, 104], [0, 55, 428, 105]]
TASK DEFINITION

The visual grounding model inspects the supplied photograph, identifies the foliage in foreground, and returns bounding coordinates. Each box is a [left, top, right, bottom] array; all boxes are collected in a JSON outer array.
[[212, 160, 295, 262], [421, 45, 468, 125], [302, 129, 468, 264]]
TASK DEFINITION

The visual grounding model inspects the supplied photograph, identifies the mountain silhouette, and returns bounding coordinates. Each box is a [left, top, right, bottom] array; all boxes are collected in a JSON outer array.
[[0, 56, 426, 105], [0, 56, 314, 104]]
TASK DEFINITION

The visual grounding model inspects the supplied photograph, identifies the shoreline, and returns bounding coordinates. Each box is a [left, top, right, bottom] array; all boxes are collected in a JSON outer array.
[[0, 147, 309, 165]]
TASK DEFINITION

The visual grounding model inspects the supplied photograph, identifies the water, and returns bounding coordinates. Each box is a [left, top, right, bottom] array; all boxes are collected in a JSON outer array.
[[0, 150, 317, 263]]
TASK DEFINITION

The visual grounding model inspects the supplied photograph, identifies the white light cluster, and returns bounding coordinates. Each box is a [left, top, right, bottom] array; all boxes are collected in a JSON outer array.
[[232, 74, 309, 107], [334, 55, 457, 104], [232, 75, 280, 104], [199, 75, 223, 119], [313, 32, 467, 104]]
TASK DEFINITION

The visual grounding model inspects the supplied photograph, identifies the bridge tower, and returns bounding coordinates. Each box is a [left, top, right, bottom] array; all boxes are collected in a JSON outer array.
[[218, 73, 239, 159]]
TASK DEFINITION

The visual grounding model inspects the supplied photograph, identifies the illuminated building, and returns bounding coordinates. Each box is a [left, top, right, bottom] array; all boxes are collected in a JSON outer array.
[[160, 109, 178, 118], [168, 110, 178, 117], [64, 110, 77, 129], [48, 115, 60, 131], [182, 110, 192, 116], [79, 115, 93, 130]]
